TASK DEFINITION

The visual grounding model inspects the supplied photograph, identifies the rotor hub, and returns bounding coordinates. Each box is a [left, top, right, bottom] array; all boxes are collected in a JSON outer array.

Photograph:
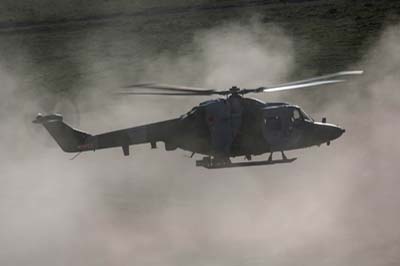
[[229, 86, 241, 95]]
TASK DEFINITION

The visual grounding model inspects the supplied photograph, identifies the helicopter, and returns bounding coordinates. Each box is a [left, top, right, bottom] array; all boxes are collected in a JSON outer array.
[[34, 70, 363, 169]]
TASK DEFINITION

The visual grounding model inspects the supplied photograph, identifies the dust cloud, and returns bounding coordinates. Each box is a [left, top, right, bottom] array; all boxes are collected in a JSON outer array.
[[0, 19, 400, 266]]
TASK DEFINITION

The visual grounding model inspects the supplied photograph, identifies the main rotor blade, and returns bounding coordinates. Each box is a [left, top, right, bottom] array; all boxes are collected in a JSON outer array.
[[121, 83, 220, 94], [274, 70, 364, 87], [260, 79, 345, 92], [114, 91, 213, 96], [245, 70, 363, 94]]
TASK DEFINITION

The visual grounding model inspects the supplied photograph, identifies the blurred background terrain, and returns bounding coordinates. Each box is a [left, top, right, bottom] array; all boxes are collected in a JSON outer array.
[[1, 1, 400, 266], [0, 0, 399, 96]]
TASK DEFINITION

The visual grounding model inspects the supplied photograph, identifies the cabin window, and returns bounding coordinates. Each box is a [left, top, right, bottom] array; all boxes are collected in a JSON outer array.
[[265, 116, 282, 130]]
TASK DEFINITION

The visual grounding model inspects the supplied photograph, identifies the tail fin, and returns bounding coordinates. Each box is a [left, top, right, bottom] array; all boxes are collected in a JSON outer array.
[[33, 113, 93, 153]]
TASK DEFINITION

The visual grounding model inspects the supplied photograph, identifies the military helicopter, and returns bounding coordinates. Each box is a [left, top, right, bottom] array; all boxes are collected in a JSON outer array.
[[34, 70, 362, 169]]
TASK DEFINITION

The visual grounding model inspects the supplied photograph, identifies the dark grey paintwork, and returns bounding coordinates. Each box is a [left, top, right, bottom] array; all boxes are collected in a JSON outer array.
[[33, 93, 345, 167]]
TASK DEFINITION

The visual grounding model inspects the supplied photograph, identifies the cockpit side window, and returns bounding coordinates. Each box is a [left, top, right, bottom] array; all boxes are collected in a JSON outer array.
[[292, 109, 301, 121], [290, 108, 314, 123]]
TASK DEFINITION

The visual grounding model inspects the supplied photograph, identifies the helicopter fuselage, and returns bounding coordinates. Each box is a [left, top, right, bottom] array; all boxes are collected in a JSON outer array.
[[164, 95, 345, 158]]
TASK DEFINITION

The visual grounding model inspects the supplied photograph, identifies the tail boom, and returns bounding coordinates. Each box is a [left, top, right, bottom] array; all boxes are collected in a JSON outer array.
[[34, 113, 179, 155]]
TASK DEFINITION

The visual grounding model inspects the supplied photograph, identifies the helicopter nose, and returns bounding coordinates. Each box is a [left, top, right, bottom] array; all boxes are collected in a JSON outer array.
[[324, 125, 345, 142], [313, 123, 345, 144], [330, 126, 345, 140]]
